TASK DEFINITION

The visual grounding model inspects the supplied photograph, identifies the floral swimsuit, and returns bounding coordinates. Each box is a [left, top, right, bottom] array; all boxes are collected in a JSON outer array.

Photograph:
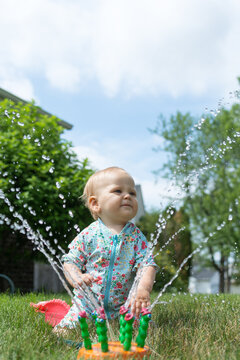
[[57, 219, 156, 328]]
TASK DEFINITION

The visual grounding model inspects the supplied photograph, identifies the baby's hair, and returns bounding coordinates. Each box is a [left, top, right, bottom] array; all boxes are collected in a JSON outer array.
[[82, 166, 133, 219]]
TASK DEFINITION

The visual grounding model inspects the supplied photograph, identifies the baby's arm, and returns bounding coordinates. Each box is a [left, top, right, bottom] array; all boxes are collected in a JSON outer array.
[[130, 265, 156, 318], [63, 263, 95, 288]]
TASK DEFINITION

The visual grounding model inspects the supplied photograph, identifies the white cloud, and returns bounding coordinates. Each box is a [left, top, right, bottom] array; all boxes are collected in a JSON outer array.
[[0, 67, 36, 101], [73, 133, 163, 177], [1, 0, 240, 99], [73, 144, 113, 171], [45, 63, 81, 92]]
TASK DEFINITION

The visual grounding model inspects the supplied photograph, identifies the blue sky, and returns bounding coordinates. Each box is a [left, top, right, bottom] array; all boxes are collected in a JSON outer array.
[[1, 0, 240, 210]]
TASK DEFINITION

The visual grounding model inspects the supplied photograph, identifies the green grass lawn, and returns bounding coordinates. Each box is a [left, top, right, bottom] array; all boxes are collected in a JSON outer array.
[[0, 292, 239, 359]]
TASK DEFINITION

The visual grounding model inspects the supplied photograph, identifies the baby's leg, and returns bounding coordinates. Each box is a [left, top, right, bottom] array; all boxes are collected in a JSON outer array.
[[53, 297, 92, 333], [54, 302, 80, 332]]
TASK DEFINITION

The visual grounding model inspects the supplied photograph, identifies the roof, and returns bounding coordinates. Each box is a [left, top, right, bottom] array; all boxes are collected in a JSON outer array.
[[0, 87, 73, 130]]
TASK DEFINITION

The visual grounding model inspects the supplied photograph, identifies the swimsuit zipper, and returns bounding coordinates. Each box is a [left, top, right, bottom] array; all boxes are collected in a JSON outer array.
[[104, 234, 118, 318]]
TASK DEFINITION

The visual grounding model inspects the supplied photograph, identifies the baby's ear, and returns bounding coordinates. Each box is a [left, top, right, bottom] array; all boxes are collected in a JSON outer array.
[[88, 196, 100, 216]]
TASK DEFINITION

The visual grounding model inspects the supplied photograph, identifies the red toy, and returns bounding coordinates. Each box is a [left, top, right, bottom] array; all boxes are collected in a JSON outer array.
[[30, 299, 70, 327]]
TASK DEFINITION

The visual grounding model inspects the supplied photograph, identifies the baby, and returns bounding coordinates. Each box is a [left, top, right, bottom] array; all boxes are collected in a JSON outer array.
[[56, 166, 157, 329]]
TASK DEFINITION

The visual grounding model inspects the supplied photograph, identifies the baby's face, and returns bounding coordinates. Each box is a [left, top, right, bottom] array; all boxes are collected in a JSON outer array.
[[94, 171, 138, 226]]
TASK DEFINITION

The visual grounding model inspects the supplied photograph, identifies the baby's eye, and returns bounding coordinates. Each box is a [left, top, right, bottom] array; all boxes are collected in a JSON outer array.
[[130, 191, 136, 196], [114, 189, 122, 194]]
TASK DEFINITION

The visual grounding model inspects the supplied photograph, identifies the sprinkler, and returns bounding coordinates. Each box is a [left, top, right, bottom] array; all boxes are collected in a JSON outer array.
[[119, 306, 128, 344], [95, 310, 108, 352], [123, 313, 134, 351], [78, 311, 92, 350], [136, 308, 151, 348], [77, 308, 151, 359]]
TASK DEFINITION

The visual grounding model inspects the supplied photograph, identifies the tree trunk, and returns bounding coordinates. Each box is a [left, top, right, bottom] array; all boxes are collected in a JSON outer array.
[[219, 254, 225, 293], [208, 246, 226, 293], [226, 258, 231, 293], [219, 270, 225, 293], [226, 275, 231, 293]]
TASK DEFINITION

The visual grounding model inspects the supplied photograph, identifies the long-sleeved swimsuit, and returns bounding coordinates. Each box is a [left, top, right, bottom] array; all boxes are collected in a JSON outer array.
[[57, 219, 156, 328]]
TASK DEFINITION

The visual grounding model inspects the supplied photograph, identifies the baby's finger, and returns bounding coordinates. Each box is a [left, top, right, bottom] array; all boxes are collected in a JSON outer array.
[[82, 275, 93, 286], [131, 301, 136, 316], [75, 279, 83, 287], [141, 301, 148, 310], [135, 301, 142, 318], [87, 274, 94, 280]]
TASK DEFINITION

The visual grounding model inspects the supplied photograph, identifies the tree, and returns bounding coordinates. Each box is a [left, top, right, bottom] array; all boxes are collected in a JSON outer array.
[[137, 208, 191, 292], [0, 99, 94, 265], [151, 100, 240, 292]]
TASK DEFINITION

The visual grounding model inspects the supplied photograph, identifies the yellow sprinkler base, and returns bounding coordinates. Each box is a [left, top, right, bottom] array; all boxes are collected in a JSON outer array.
[[77, 341, 150, 359]]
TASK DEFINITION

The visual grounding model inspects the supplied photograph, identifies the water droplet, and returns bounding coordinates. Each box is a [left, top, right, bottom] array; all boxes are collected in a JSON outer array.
[[74, 224, 80, 232], [4, 110, 10, 118], [69, 210, 74, 218]]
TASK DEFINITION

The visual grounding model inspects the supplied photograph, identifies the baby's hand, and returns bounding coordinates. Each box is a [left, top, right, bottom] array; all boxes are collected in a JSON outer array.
[[130, 288, 151, 318], [64, 263, 96, 288], [78, 273, 96, 287]]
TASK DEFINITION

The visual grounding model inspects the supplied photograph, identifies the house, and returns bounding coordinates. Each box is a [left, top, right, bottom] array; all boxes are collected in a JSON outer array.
[[133, 184, 145, 223], [189, 267, 219, 294], [189, 265, 240, 294]]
